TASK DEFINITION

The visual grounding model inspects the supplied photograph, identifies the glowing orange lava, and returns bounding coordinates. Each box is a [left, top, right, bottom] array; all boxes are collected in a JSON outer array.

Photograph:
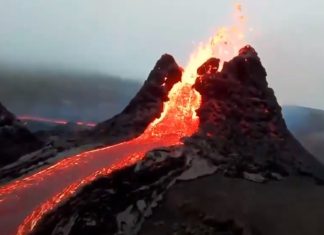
[[0, 4, 248, 235], [18, 115, 96, 127]]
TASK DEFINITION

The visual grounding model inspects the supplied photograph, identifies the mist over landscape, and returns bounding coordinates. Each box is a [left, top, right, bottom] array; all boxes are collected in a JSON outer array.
[[2, 1, 324, 235], [0, 68, 141, 122], [1, 0, 324, 161], [1, 0, 324, 117]]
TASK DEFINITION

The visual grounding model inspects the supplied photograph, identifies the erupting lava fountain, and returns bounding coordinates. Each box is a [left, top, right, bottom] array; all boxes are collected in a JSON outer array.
[[0, 4, 249, 235]]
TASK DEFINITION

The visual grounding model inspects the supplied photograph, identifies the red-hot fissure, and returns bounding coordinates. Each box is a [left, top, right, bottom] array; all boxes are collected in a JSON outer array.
[[0, 5, 247, 235]]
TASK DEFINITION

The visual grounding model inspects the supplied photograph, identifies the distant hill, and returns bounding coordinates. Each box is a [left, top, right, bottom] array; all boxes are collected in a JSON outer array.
[[1, 67, 323, 166], [283, 105, 324, 164], [0, 68, 141, 122]]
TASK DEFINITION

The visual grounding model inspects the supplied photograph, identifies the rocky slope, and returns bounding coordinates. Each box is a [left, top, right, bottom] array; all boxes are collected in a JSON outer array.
[[0, 105, 95, 182], [189, 45, 324, 182], [92, 54, 182, 144], [0, 55, 182, 183], [31, 47, 324, 235], [140, 175, 324, 235], [0, 102, 43, 167]]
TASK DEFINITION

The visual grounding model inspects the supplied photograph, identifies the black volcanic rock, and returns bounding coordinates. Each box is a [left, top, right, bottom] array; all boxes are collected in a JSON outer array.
[[93, 54, 182, 144], [140, 175, 324, 235], [0, 102, 15, 125], [30, 47, 324, 235], [197, 58, 220, 76], [190, 45, 324, 181], [31, 146, 188, 235], [0, 102, 43, 167]]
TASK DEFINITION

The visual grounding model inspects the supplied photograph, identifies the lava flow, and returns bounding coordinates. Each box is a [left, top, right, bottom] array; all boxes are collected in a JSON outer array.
[[0, 4, 247, 235], [18, 115, 96, 127]]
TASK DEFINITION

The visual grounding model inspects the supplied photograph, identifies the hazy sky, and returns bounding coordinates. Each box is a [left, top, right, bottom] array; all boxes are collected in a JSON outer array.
[[1, 0, 324, 108]]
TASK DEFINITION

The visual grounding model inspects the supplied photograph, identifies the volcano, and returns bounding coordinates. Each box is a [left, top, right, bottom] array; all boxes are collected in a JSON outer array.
[[28, 46, 324, 235], [1, 4, 324, 235], [93, 54, 183, 144]]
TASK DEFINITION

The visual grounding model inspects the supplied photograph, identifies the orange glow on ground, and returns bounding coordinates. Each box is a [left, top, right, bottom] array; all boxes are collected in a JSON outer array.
[[0, 4, 248, 235], [18, 116, 96, 127]]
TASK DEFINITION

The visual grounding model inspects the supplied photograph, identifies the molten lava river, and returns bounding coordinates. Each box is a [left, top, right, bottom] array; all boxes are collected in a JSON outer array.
[[0, 6, 247, 235]]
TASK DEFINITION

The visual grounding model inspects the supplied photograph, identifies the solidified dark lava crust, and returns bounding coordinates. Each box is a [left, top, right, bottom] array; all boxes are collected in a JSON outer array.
[[31, 47, 324, 235]]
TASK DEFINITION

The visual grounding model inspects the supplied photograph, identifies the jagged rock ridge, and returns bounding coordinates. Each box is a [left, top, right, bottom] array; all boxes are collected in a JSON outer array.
[[189, 45, 324, 181], [0, 102, 43, 167], [93, 54, 182, 144]]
